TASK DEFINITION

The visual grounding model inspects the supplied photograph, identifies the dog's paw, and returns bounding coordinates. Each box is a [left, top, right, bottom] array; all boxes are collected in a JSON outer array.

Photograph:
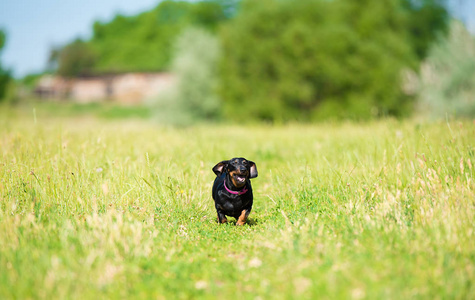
[[217, 217, 228, 224]]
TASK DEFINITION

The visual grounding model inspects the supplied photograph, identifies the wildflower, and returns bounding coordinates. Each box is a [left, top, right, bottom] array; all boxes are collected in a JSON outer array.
[[195, 280, 208, 290], [248, 257, 262, 268]]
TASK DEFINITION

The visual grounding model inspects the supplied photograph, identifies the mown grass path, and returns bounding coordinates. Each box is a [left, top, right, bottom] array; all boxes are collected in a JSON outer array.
[[1, 114, 474, 299]]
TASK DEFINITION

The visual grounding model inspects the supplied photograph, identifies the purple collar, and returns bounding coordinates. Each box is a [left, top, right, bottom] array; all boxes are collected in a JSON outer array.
[[224, 180, 248, 195]]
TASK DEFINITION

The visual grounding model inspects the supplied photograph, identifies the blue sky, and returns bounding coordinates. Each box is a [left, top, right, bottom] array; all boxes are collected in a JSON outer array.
[[0, 0, 474, 78]]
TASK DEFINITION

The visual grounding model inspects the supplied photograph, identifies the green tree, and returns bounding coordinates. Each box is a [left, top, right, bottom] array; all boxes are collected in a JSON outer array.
[[89, 0, 227, 73], [152, 27, 221, 125], [56, 39, 96, 77], [402, 0, 449, 59], [172, 27, 221, 120], [413, 20, 475, 118], [219, 0, 424, 121], [0, 29, 12, 100]]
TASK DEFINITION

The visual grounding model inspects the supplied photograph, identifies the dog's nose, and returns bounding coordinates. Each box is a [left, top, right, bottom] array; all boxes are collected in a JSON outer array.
[[239, 166, 246, 173]]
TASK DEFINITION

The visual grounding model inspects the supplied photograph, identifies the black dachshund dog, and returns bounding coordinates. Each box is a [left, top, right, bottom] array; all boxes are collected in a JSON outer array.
[[212, 157, 258, 225]]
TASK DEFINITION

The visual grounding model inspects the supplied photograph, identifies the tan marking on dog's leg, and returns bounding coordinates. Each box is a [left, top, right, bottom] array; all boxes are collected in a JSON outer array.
[[236, 210, 248, 226]]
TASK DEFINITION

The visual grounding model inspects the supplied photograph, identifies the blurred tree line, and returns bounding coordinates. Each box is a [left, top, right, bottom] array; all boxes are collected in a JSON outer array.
[[50, 0, 229, 75], [50, 0, 451, 121], [220, 0, 448, 121]]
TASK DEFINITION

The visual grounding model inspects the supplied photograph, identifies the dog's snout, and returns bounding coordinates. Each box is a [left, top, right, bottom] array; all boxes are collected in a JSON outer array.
[[238, 166, 247, 173]]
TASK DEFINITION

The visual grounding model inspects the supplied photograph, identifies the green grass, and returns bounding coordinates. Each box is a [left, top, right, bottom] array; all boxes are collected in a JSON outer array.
[[0, 106, 474, 299], [4, 100, 152, 120]]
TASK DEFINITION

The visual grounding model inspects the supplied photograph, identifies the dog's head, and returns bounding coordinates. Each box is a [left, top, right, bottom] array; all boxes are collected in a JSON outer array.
[[213, 157, 258, 188]]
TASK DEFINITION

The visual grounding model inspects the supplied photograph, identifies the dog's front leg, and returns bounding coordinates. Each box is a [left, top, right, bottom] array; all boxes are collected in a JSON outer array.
[[236, 209, 251, 226], [216, 209, 228, 224]]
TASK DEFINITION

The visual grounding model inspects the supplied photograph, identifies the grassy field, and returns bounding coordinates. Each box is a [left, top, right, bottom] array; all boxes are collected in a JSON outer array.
[[0, 105, 474, 299]]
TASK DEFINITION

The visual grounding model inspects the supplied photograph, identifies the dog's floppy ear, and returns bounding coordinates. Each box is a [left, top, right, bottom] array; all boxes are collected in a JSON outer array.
[[249, 161, 258, 178], [213, 160, 229, 176]]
